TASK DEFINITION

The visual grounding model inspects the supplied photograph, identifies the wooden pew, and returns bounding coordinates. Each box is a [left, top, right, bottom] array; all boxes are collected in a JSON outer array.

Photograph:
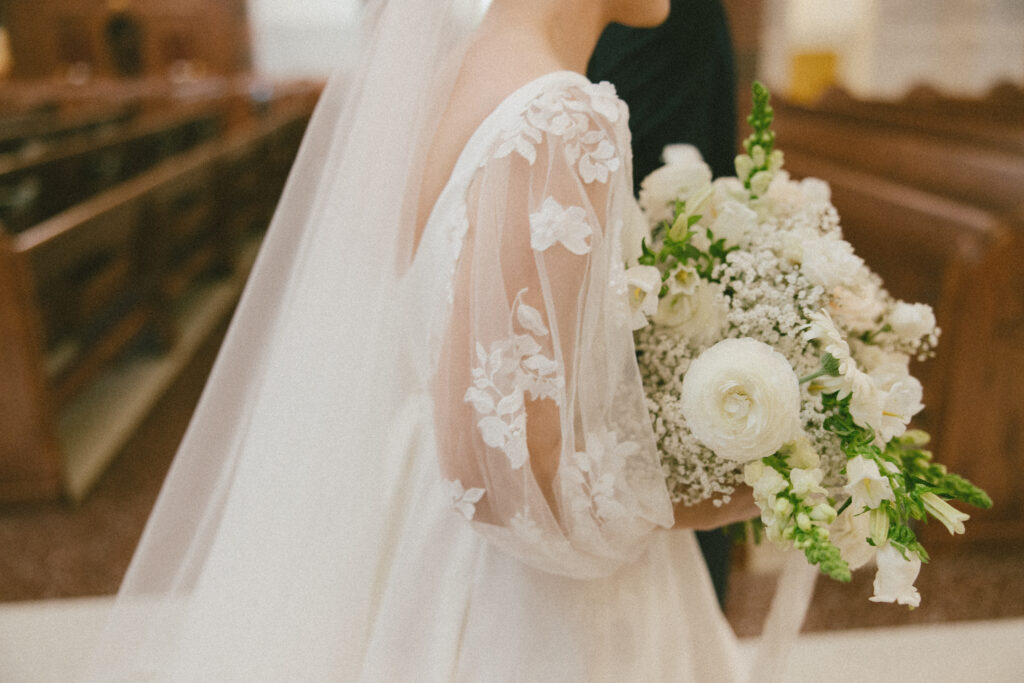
[[772, 98, 1024, 215], [808, 86, 1024, 155], [0, 103, 224, 233], [0, 102, 314, 503]]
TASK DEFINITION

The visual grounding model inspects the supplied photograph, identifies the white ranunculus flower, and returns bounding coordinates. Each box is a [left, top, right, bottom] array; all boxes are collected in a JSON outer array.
[[680, 338, 802, 463], [843, 455, 895, 511], [638, 155, 713, 225], [870, 543, 921, 607], [709, 199, 758, 246], [889, 302, 936, 342], [652, 280, 728, 347], [830, 507, 875, 570], [624, 265, 662, 330], [801, 236, 865, 291]]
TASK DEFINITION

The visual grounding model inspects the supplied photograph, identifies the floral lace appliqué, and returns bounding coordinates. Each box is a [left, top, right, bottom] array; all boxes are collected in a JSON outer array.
[[464, 289, 564, 469], [561, 429, 640, 523], [446, 479, 486, 520], [529, 197, 594, 255], [493, 81, 623, 185]]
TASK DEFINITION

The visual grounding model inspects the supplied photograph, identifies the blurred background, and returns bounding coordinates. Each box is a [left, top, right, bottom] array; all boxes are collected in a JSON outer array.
[[0, 0, 1022, 679]]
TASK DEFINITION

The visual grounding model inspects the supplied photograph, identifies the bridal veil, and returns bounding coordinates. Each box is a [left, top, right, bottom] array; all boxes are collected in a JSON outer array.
[[85, 1, 483, 678]]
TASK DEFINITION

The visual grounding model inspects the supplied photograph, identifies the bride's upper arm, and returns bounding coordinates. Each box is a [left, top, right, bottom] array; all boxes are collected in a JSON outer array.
[[432, 82, 674, 577]]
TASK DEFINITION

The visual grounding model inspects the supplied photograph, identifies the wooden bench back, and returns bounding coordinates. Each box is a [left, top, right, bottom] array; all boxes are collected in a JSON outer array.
[[0, 104, 224, 233], [773, 98, 1024, 214]]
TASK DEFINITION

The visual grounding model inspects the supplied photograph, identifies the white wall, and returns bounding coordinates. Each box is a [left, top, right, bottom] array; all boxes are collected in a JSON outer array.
[[246, 1, 493, 80], [247, 0, 360, 79], [759, 0, 1024, 99]]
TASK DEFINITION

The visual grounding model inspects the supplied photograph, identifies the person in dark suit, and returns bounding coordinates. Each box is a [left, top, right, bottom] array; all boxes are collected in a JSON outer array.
[[588, 0, 739, 607], [588, 0, 738, 185]]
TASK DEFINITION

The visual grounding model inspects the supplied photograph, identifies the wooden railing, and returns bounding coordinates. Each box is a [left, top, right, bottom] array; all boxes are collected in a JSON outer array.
[[0, 95, 316, 503]]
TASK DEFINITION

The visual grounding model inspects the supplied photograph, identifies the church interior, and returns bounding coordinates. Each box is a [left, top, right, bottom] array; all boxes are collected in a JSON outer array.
[[1, 0, 1022, 679]]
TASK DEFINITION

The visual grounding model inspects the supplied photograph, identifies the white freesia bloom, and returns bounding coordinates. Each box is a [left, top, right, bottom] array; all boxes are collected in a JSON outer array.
[[680, 338, 802, 463], [801, 236, 865, 291], [844, 455, 895, 511], [652, 280, 728, 347], [830, 507, 875, 570], [889, 302, 936, 342], [638, 154, 713, 225], [870, 543, 922, 607], [847, 370, 887, 436], [921, 492, 970, 535], [872, 369, 924, 445], [624, 265, 662, 330], [709, 200, 758, 246]]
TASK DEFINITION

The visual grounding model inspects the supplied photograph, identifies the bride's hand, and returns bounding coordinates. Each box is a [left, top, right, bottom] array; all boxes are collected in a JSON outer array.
[[671, 486, 760, 531]]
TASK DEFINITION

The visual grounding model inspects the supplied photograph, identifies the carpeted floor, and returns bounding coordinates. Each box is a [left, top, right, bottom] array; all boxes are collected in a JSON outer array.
[[2, 324, 1022, 634]]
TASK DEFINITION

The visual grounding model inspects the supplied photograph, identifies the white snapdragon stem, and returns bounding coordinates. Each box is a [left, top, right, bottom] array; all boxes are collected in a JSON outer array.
[[921, 492, 970, 535]]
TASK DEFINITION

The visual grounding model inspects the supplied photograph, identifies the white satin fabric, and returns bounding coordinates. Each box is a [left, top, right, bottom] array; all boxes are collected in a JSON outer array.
[[82, 3, 814, 680]]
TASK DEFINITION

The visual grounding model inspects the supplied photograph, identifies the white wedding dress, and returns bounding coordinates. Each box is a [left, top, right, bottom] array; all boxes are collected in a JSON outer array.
[[84, 8, 813, 677]]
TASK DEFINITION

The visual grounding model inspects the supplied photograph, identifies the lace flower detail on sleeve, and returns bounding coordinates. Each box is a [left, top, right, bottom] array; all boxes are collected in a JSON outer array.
[[493, 80, 624, 185], [447, 479, 486, 520], [463, 290, 564, 469], [529, 197, 594, 255]]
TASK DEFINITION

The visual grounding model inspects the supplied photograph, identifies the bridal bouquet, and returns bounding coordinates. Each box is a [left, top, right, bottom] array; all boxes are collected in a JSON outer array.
[[626, 83, 990, 605]]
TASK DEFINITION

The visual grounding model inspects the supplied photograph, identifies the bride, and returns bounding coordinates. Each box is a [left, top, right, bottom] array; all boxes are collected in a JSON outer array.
[[85, 0, 811, 680]]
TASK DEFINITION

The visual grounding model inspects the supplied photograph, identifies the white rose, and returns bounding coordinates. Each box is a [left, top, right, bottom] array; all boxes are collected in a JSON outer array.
[[889, 302, 936, 342], [680, 338, 802, 463], [652, 280, 728, 347], [843, 455, 895, 511], [709, 200, 758, 246], [639, 157, 713, 225], [830, 507, 875, 570], [801, 236, 865, 291], [870, 543, 921, 607]]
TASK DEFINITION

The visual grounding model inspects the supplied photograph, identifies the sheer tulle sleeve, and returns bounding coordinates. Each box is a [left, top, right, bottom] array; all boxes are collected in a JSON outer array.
[[433, 79, 674, 579]]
